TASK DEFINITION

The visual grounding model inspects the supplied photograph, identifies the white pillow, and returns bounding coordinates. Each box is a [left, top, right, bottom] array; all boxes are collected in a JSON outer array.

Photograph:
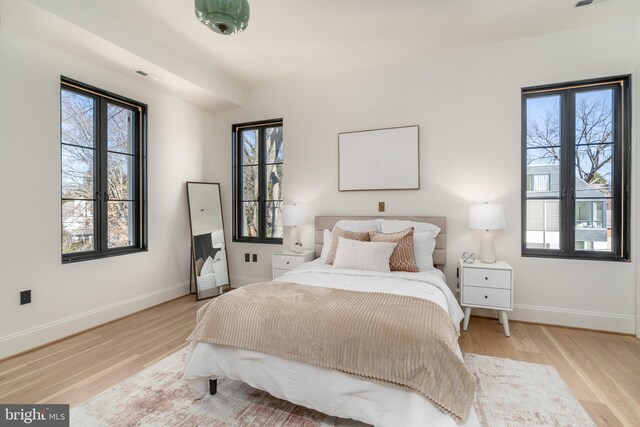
[[211, 229, 225, 246], [414, 232, 437, 271], [333, 219, 381, 232], [332, 237, 396, 272], [320, 229, 332, 261], [213, 249, 224, 262], [379, 219, 441, 236], [201, 256, 215, 276]]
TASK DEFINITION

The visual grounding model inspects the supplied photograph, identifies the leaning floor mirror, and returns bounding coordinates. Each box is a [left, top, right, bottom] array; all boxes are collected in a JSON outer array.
[[187, 182, 231, 300]]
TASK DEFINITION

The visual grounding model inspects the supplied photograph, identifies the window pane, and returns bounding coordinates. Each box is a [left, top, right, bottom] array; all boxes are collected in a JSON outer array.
[[62, 200, 95, 253], [526, 199, 560, 250], [266, 163, 283, 201], [62, 145, 94, 199], [265, 126, 283, 163], [575, 89, 613, 145], [241, 129, 258, 165], [108, 153, 134, 200], [526, 95, 560, 148], [575, 144, 612, 198], [526, 148, 559, 197], [61, 89, 95, 148], [107, 104, 134, 154], [266, 201, 283, 238], [575, 199, 611, 252], [526, 147, 560, 166], [108, 201, 134, 248], [241, 202, 259, 237], [242, 166, 259, 201]]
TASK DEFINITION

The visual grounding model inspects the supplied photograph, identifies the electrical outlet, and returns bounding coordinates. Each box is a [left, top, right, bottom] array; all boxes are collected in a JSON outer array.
[[20, 290, 31, 305], [244, 253, 250, 262], [252, 254, 258, 262], [378, 201, 385, 212]]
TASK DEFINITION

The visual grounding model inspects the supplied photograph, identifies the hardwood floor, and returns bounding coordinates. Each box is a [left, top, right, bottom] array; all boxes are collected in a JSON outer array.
[[0, 295, 205, 407], [1, 295, 638, 426]]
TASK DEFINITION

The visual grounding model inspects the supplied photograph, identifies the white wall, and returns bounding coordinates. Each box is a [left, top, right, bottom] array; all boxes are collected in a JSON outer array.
[[208, 20, 640, 333], [0, 27, 211, 358]]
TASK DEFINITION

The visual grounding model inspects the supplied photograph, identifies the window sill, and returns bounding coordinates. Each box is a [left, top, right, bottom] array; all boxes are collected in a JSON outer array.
[[521, 251, 629, 263], [62, 247, 148, 264]]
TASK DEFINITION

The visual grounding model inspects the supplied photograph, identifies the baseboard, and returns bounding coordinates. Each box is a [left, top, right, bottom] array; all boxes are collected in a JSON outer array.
[[231, 275, 269, 287], [0, 282, 190, 359], [471, 304, 636, 334]]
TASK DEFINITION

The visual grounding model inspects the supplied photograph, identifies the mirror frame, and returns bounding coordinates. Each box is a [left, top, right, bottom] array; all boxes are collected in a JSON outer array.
[[186, 181, 231, 301]]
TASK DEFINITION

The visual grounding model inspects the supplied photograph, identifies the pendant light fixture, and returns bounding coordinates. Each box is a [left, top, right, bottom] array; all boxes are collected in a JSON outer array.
[[195, 0, 250, 36]]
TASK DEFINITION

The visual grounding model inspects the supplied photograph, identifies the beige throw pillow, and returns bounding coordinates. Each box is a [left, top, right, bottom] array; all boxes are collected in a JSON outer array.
[[369, 227, 419, 272], [326, 226, 371, 264]]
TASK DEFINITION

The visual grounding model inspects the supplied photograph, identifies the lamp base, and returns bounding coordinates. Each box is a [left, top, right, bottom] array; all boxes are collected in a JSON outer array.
[[479, 230, 497, 263], [289, 227, 301, 253]]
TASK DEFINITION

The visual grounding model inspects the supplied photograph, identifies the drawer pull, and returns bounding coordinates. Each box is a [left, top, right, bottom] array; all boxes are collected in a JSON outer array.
[[485, 277, 488, 280], [286, 261, 290, 264], [484, 295, 488, 299]]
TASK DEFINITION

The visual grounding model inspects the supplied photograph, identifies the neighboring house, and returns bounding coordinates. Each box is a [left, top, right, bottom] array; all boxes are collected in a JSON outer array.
[[61, 200, 94, 245], [526, 164, 610, 250]]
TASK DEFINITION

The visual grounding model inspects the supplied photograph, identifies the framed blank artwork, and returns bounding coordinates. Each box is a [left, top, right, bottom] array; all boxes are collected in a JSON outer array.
[[338, 125, 419, 191]]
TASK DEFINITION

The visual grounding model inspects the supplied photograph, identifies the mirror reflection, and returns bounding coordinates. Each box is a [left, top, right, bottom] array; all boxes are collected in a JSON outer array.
[[187, 182, 230, 300]]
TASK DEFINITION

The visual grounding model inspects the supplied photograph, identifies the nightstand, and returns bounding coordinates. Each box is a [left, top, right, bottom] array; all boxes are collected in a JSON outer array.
[[459, 259, 513, 336], [272, 250, 315, 279]]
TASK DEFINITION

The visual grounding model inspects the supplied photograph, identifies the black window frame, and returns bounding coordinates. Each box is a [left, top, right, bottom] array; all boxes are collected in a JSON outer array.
[[232, 118, 284, 244], [521, 75, 631, 262], [61, 77, 148, 263]]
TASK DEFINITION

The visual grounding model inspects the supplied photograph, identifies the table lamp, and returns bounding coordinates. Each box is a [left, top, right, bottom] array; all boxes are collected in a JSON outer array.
[[469, 202, 506, 263], [283, 204, 306, 252]]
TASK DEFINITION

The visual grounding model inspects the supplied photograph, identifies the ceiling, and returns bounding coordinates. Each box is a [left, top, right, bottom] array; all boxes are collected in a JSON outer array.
[[121, 0, 640, 85], [2, 0, 639, 110]]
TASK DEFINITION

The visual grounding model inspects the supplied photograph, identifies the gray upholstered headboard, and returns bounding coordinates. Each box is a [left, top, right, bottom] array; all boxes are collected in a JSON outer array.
[[315, 216, 446, 271]]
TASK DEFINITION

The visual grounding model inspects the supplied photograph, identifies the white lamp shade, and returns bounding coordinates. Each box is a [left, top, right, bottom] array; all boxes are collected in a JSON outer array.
[[282, 204, 306, 226], [469, 203, 506, 230]]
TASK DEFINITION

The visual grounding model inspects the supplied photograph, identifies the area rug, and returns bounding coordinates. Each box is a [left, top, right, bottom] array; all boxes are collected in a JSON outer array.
[[71, 349, 594, 427]]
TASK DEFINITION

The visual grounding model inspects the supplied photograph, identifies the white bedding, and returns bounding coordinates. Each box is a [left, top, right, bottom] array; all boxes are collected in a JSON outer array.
[[197, 272, 217, 290], [183, 259, 479, 427]]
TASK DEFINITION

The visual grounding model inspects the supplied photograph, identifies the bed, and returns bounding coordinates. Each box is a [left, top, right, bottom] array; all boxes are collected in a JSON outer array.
[[194, 231, 228, 291], [183, 216, 480, 426]]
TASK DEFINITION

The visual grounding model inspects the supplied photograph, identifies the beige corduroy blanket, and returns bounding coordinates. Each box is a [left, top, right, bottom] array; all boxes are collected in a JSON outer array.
[[188, 281, 476, 423]]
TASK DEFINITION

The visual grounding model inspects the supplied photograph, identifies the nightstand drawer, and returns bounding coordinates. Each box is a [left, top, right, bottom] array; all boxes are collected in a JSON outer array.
[[462, 286, 511, 309], [463, 268, 511, 290], [273, 255, 305, 270]]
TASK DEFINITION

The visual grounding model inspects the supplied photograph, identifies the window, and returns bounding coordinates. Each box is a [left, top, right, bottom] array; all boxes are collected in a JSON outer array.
[[522, 76, 630, 260], [526, 174, 551, 192], [61, 77, 147, 262], [232, 119, 283, 243]]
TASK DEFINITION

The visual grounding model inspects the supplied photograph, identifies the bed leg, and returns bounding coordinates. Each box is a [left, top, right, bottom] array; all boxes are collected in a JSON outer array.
[[209, 379, 217, 395]]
